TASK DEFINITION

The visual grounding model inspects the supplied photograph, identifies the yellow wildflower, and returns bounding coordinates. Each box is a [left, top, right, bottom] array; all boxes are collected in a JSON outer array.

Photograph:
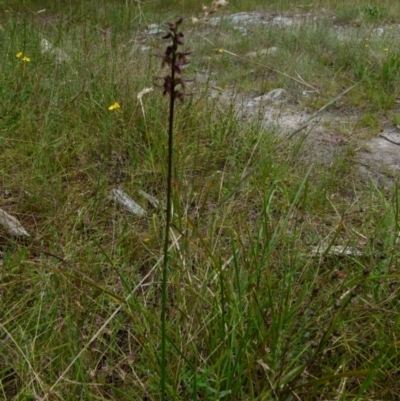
[[22, 56, 31, 62], [384, 48, 389, 52], [218, 48, 224, 53], [16, 52, 23, 58], [108, 102, 121, 111]]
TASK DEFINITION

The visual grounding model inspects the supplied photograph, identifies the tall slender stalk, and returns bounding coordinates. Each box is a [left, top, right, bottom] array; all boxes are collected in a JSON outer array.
[[155, 17, 189, 400]]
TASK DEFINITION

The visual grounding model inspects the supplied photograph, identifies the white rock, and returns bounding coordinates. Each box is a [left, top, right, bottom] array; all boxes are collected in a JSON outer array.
[[310, 245, 364, 257], [229, 12, 258, 24], [40, 38, 70, 63], [147, 24, 164, 35], [246, 47, 278, 58], [272, 16, 293, 27], [233, 26, 248, 35], [372, 27, 384, 36], [139, 190, 160, 208], [208, 12, 263, 26], [253, 88, 288, 106], [0, 208, 29, 237], [110, 188, 146, 216]]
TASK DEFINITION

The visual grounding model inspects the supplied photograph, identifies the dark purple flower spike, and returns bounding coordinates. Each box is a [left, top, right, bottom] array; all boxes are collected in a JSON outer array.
[[155, 17, 190, 102]]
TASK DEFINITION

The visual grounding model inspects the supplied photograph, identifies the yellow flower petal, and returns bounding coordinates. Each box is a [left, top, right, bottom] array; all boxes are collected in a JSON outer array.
[[16, 52, 23, 58], [108, 102, 121, 111], [22, 56, 31, 62], [218, 48, 224, 53]]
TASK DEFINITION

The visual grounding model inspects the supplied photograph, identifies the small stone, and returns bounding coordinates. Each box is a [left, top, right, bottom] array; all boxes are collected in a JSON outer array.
[[246, 47, 278, 58], [110, 188, 146, 216], [272, 16, 293, 27], [233, 26, 248, 35], [253, 88, 288, 106], [147, 24, 164, 35], [0, 208, 29, 237], [373, 28, 384, 36]]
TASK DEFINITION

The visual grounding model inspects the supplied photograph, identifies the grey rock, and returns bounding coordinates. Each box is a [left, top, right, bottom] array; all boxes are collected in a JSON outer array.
[[110, 188, 146, 216], [253, 88, 289, 106], [147, 24, 164, 35], [272, 16, 293, 27], [246, 47, 278, 58]]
